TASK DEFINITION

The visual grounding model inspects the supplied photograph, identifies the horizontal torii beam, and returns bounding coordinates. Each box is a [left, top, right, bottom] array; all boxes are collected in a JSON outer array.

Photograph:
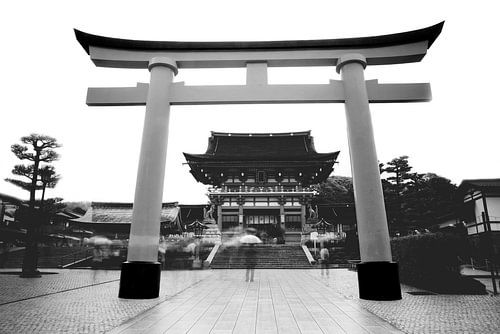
[[86, 79, 431, 106]]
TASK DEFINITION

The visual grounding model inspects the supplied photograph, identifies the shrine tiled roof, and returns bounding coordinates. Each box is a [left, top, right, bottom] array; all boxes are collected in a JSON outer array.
[[73, 202, 179, 224], [184, 131, 339, 162], [0, 192, 25, 205], [458, 179, 500, 191]]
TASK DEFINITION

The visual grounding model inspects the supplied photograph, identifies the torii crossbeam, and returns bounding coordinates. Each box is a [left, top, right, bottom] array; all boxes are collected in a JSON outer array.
[[75, 22, 444, 301]]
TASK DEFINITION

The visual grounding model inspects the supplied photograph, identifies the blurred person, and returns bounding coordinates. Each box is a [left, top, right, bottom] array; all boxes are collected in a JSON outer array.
[[245, 243, 257, 282], [92, 246, 103, 269], [320, 244, 330, 277], [240, 228, 261, 282]]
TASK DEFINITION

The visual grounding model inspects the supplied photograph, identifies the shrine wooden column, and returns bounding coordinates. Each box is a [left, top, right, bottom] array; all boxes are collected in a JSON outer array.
[[337, 54, 401, 300], [217, 205, 222, 231], [279, 204, 285, 229], [300, 204, 306, 231], [119, 57, 177, 299], [238, 205, 244, 228]]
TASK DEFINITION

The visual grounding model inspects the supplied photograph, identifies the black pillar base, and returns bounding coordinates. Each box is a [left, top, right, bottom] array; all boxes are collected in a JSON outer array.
[[118, 261, 161, 299], [20, 270, 41, 278], [357, 261, 402, 300]]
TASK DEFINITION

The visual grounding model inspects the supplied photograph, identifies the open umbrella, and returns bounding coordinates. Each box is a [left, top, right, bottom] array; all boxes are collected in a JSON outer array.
[[245, 227, 257, 234], [111, 239, 124, 247], [71, 229, 93, 236], [47, 233, 65, 239], [63, 235, 81, 241], [86, 236, 112, 246], [240, 234, 262, 244]]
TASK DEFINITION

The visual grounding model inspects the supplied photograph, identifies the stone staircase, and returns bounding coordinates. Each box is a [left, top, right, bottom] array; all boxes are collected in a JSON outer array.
[[210, 244, 312, 269]]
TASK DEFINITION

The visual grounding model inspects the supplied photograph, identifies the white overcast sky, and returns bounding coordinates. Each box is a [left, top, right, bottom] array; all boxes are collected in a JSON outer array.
[[0, 0, 499, 204]]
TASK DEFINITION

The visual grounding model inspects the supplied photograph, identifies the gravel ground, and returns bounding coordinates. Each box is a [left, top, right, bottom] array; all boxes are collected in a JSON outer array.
[[307, 269, 500, 334]]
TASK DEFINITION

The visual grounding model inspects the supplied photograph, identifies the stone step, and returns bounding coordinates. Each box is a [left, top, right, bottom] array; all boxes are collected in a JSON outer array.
[[211, 265, 311, 268], [211, 244, 311, 269]]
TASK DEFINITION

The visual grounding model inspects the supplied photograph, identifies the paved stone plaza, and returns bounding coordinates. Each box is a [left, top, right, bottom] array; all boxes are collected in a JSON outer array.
[[0, 268, 498, 333]]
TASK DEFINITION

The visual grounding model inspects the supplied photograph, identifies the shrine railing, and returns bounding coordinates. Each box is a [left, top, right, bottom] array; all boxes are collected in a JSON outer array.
[[208, 185, 317, 195]]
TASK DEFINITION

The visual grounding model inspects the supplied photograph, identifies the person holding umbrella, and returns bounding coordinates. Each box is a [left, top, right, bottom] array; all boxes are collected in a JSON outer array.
[[240, 228, 262, 282], [319, 242, 330, 278]]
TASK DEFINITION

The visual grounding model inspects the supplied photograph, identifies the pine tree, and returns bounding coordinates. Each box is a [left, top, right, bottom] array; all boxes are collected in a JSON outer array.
[[381, 156, 413, 195], [5, 134, 61, 277]]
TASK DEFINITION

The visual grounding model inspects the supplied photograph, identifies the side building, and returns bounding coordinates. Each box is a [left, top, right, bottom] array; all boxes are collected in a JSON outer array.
[[183, 131, 339, 243], [457, 179, 500, 265], [72, 202, 182, 240]]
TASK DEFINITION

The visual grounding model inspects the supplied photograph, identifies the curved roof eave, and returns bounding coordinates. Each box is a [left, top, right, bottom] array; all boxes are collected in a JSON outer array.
[[210, 131, 311, 138], [183, 151, 340, 162], [75, 22, 444, 55]]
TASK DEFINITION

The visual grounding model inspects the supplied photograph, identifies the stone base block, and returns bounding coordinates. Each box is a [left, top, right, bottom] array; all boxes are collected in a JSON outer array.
[[357, 261, 402, 300], [118, 261, 161, 299], [20, 270, 42, 278]]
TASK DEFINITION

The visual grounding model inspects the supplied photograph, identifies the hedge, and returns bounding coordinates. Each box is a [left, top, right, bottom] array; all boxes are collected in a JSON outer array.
[[391, 233, 486, 294]]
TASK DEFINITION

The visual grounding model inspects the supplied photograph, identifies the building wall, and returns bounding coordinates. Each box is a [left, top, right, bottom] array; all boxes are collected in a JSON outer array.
[[212, 169, 315, 234], [466, 193, 500, 235], [484, 197, 500, 221], [473, 196, 500, 231]]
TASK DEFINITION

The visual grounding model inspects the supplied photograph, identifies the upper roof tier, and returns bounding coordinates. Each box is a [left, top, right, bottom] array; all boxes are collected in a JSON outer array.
[[183, 131, 339, 163], [74, 22, 444, 68]]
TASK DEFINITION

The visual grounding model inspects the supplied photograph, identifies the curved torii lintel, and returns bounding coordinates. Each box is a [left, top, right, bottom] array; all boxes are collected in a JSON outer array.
[[74, 22, 444, 69]]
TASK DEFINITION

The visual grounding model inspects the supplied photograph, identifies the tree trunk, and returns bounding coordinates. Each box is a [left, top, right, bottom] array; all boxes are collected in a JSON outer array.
[[41, 184, 46, 204], [21, 152, 41, 277]]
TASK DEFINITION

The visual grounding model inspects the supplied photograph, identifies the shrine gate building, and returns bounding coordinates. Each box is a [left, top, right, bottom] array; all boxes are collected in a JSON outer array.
[[184, 131, 338, 242]]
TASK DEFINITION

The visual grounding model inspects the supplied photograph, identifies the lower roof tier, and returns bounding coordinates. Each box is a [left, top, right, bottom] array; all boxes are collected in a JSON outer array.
[[187, 161, 336, 186]]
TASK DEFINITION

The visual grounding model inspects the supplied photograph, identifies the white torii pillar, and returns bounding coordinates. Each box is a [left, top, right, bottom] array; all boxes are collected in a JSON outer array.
[[119, 57, 177, 299], [337, 54, 400, 300]]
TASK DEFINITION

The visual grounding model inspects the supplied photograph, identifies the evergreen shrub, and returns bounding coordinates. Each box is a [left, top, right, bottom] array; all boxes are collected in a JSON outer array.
[[391, 232, 486, 294]]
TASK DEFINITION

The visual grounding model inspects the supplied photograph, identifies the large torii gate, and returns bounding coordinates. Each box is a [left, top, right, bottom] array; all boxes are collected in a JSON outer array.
[[75, 22, 443, 301]]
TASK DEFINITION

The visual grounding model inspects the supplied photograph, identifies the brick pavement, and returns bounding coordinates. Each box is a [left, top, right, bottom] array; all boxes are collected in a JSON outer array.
[[110, 270, 402, 334], [0, 269, 119, 305], [312, 269, 500, 334], [0, 268, 499, 333], [0, 269, 213, 333]]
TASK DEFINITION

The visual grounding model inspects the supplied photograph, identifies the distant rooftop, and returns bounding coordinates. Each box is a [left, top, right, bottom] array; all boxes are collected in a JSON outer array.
[[0, 193, 24, 205], [459, 178, 500, 190], [73, 202, 180, 224]]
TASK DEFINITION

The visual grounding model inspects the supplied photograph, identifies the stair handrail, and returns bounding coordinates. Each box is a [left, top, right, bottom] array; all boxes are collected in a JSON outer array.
[[301, 245, 316, 265], [204, 244, 220, 267], [59, 248, 92, 267]]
